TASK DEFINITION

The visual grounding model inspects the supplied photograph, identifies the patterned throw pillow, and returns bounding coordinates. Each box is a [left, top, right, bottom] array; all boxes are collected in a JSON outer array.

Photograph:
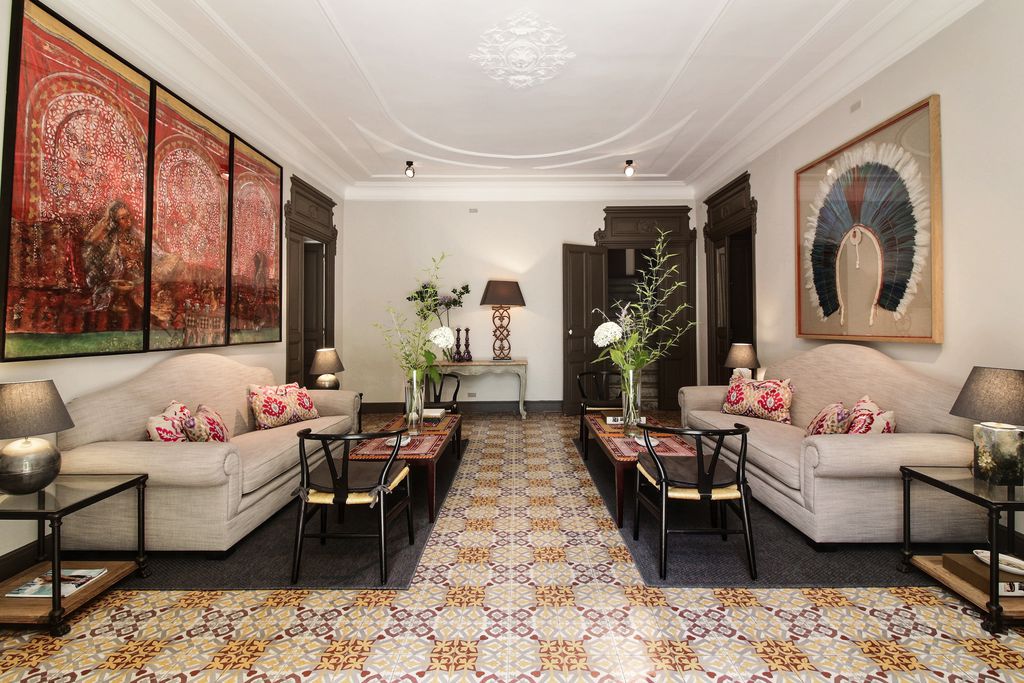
[[722, 375, 794, 424], [806, 402, 852, 436], [846, 396, 896, 434], [195, 405, 230, 442], [248, 383, 320, 430], [146, 401, 191, 442]]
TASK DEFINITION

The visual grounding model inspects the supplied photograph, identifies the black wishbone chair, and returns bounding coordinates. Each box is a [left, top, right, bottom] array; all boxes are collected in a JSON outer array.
[[633, 422, 756, 580], [291, 427, 414, 585], [426, 373, 461, 414], [576, 370, 622, 453]]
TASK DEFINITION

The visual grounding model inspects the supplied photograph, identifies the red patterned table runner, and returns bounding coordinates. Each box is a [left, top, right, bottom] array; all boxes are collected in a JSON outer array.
[[350, 414, 460, 462], [585, 414, 693, 463], [351, 434, 441, 457]]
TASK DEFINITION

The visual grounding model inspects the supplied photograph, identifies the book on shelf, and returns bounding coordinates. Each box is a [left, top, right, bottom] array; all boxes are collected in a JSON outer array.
[[5, 567, 108, 598], [942, 553, 1024, 597]]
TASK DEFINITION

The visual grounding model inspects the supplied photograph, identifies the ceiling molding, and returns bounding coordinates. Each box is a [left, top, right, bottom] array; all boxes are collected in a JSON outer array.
[[690, 0, 984, 194], [313, 0, 732, 161], [344, 181, 694, 203]]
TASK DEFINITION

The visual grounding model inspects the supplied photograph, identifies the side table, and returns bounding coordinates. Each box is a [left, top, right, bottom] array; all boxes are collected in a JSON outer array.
[[438, 359, 528, 419], [901, 465, 1024, 633], [0, 473, 148, 635]]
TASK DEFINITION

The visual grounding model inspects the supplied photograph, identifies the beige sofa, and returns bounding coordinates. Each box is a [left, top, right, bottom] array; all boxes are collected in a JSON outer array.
[[679, 344, 985, 544], [56, 353, 360, 552]]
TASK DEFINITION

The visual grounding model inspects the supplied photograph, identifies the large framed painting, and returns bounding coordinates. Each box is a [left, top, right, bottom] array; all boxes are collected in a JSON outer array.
[[149, 87, 230, 350], [795, 95, 943, 343], [229, 139, 282, 345], [1, 0, 151, 360]]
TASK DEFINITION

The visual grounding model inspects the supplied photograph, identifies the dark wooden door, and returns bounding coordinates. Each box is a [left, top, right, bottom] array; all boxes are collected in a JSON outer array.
[[285, 232, 304, 384], [562, 244, 607, 414], [704, 173, 757, 385], [302, 242, 325, 380]]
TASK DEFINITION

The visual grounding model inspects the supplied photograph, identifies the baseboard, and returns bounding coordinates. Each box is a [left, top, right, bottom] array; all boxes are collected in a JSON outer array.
[[0, 536, 44, 578], [362, 400, 562, 415]]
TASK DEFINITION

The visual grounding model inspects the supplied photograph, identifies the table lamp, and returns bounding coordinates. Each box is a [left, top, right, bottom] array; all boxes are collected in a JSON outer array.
[[480, 280, 525, 361], [0, 380, 75, 495], [725, 343, 760, 379], [309, 348, 344, 390], [950, 366, 1024, 485]]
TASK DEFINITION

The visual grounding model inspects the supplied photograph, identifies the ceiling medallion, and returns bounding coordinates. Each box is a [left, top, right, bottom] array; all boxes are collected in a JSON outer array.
[[469, 10, 575, 89]]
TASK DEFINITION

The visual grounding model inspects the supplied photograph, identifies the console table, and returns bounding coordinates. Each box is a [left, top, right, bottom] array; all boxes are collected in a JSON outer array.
[[438, 359, 528, 419]]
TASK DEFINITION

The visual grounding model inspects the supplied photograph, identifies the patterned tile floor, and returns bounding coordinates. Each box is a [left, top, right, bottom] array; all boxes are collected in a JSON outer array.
[[2, 414, 1024, 681]]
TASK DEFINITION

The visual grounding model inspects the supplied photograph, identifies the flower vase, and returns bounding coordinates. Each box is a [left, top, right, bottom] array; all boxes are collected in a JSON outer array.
[[621, 368, 643, 438], [405, 369, 426, 436]]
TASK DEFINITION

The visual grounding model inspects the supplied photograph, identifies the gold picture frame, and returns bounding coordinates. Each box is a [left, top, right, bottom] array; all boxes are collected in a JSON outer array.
[[794, 95, 942, 343]]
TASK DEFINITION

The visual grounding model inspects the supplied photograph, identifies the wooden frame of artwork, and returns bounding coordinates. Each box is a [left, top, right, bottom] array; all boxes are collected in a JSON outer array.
[[794, 95, 943, 343], [0, 0, 285, 361], [228, 137, 283, 345]]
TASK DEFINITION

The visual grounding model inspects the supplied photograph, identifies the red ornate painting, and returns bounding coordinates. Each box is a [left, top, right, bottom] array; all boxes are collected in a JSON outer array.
[[149, 87, 230, 350], [1, 0, 151, 360], [229, 140, 282, 344]]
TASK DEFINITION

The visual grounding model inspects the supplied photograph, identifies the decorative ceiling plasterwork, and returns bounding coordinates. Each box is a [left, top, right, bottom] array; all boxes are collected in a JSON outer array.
[[469, 10, 576, 90]]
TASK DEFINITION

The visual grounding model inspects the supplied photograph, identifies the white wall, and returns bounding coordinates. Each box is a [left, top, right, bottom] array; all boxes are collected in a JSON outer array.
[[697, 0, 1024, 386], [343, 200, 664, 404]]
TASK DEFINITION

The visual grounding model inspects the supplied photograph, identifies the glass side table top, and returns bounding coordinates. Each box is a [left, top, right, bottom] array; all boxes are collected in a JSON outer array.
[[0, 474, 143, 515], [903, 466, 1024, 506]]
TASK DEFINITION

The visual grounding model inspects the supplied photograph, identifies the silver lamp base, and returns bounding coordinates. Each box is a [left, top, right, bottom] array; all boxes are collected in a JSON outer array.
[[0, 437, 61, 495], [314, 373, 340, 390]]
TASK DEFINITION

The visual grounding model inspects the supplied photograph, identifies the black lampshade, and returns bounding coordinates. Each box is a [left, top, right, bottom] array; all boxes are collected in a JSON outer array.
[[950, 366, 1024, 425], [480, 280, 525, 307], [309, 348, 344, 375], [0, 380, 74, 439], [724, 343, 759, 369]]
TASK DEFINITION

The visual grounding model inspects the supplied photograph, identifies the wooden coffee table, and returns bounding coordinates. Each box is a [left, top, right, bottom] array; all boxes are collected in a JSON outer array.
[[350, 414, 462, 523], [582, 414, 694, 528]]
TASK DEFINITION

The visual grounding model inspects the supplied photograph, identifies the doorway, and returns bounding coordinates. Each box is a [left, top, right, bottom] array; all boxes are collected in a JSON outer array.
[[284, 177, 337, 386], [704, 173, 757, 385], [561, 206, 697, 414]]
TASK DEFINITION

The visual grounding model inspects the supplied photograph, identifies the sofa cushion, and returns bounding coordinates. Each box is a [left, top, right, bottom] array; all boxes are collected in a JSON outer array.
[[688, 409, 806, 489], [230, 415, 352, 494]]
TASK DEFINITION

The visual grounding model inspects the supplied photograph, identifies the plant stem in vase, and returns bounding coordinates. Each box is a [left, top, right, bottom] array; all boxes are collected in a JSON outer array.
[[621, 367, 643, 438], [405, 369, 426, 436]]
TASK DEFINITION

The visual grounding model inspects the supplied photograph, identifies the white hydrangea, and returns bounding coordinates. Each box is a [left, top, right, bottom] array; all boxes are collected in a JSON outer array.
[[593, 321, 623, 348], [428, 326, 456, 350]]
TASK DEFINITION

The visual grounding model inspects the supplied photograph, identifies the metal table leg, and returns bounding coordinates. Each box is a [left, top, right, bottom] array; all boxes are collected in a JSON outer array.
[[985, 507, 1005, 634], [136, 478, 150, 578], [901, 470, 913, 572], [47, 517, 68, 636]]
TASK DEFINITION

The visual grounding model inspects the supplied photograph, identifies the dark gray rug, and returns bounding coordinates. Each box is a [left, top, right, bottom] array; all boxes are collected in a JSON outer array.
[[574, 438, 937, 588], [117, 440, 464, 590]]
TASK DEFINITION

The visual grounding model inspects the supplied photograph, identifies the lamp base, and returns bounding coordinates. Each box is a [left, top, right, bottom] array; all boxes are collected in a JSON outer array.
[[971, 422, 1024, 485], [491, 305, 512, 360], [314, 374, 340, 390], [0, 437, 61, 495]]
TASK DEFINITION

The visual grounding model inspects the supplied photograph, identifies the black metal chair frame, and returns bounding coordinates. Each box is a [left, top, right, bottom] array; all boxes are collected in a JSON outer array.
[[632, 422, 757, 580], [291, 426, 414, 585], [576, 370, 622, 452], [426, 372, 461, 414]]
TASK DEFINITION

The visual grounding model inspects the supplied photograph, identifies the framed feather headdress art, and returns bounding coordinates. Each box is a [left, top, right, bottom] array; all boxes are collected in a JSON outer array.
[[795, 95, 942, 343]]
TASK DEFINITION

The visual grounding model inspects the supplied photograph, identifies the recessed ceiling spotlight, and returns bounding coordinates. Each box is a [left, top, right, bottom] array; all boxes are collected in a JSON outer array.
[[624, 159, 635, 177], [405, 160, 415, 178]]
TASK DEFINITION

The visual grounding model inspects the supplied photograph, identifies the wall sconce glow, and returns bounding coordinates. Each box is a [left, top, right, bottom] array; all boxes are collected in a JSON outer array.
[[623, 159, 635, 177], [405, 160, 415, 178]]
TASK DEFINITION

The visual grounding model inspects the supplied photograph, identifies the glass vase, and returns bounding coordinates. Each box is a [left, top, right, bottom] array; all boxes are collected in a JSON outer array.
[[621, 367, 643, 438], [405, 369, 426, 436]]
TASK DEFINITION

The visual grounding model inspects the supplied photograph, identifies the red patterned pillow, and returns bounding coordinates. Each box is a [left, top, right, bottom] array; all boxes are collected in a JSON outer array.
[[722, 375, 794, 424], [846, 396, 896, 434], [146, 401, 191, 442], [806, 402, 852, 436], [183, 404, 231, 442], [248, 383, 320, 430]]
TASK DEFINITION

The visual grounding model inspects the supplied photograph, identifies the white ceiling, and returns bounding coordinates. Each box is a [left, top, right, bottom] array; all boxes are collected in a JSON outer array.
[[51, 0, 980, 194]]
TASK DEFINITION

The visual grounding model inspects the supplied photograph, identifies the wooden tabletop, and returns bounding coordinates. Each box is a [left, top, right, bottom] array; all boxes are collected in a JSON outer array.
[[438, 359, 527, 366]]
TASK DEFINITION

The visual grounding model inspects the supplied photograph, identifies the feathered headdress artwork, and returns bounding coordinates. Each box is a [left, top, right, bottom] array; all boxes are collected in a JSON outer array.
[[803, 141, 929, 326]]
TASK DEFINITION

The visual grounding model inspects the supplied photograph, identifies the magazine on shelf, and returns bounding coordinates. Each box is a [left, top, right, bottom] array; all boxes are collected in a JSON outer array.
[[5, 567, 107, 598]]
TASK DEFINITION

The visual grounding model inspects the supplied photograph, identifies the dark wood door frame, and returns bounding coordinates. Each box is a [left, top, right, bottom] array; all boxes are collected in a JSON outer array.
[[594, 206, 697, 411], [285, 176, 337, 385], [703, 172, 757, 385], [561, 244, 608, 415]]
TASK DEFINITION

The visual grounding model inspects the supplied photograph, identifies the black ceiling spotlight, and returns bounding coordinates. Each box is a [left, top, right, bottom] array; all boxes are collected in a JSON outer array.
[[624, 159, 636, 177], [405, 160, 415, 178]]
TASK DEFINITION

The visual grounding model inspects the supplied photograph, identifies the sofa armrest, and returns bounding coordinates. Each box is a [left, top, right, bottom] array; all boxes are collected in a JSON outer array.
[[309, 389, 360, 422], [60, 441, 241, 487], [679, 385, 728, 423], [803, 433, 973, 479]]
